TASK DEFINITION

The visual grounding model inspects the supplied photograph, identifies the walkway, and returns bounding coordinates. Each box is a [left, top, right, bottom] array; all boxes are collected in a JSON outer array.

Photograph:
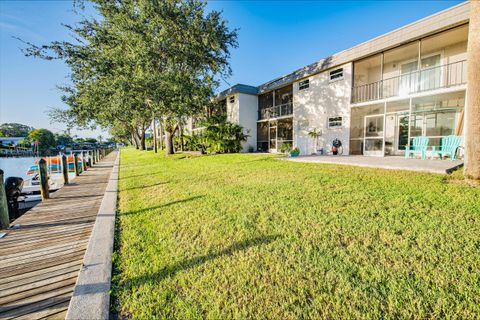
[[0, 151, 118, 319], [283, 155, 463, 174]]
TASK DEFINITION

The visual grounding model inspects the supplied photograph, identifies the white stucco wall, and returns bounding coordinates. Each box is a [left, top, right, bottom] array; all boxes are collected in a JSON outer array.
[[238, 94, 258, 152], [293, 63, 353, 155], [226, 93, 258, 152], [226, 94, 240, 124]]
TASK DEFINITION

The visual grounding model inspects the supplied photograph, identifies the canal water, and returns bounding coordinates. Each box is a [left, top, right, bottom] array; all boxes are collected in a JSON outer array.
[[0, 157, 36, 180]]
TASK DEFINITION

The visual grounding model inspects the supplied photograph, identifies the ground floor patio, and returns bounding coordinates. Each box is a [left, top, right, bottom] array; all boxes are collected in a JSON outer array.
[[283, 155, 463, 174]]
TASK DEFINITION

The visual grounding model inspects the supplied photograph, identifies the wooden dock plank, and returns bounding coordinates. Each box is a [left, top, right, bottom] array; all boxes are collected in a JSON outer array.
[[0, 151, 117, 320]]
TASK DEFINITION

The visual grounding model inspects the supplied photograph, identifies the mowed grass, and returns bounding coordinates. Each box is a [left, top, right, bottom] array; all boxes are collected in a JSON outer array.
[[112, 148, 480, 319]]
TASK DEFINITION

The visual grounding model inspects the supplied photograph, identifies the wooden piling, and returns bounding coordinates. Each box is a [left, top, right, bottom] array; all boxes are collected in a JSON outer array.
[[38, 158, 50, 200], [92, 150, 96, 164], [87, 151, 92, 168], [62, 154, 69, 185], [74, 153, 80, 176], [0, 170, 10, 229], [82, 152, 87, 171]]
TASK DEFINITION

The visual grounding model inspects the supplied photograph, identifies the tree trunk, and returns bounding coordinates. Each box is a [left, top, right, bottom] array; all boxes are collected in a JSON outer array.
[[158, 120, 163, 150], [131, 132, 139, 149], [165, 130, 175, 155], [465, 1, 480, 179], [179, 119, 185, 152], [153, 115, 158, 153], [140, 129, 146, 150]]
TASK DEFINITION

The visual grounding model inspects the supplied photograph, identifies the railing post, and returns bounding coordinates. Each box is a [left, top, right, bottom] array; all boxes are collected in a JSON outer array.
[[0, 170, 10, 229], [74, 153, 80, 176], [38, 158, 50, 200], [62, 154, 69, 185]]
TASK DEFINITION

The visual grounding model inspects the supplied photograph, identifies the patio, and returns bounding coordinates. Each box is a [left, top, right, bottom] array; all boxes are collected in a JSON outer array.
[[283, 155, 463, 174]]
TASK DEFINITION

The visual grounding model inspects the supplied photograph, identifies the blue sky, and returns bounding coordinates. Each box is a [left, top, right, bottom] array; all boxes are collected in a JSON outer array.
[[0, 0, 463, 137]]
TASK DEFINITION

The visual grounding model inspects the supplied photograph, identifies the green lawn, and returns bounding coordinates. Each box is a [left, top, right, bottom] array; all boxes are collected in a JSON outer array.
[[112, 148, 480, 319]]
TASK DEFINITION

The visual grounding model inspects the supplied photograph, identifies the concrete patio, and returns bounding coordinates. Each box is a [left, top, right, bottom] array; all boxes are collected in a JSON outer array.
[[283, 155, 463, 174]]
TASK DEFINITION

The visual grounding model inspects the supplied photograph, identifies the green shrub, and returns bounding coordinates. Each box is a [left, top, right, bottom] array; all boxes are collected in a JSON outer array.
[[280, 143, 292, 154], [202, 115, 248, 153]]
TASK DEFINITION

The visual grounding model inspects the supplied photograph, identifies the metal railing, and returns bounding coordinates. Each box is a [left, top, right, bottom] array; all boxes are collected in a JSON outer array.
[[258, 102, 293, 120], [352, 60, 467, 103]]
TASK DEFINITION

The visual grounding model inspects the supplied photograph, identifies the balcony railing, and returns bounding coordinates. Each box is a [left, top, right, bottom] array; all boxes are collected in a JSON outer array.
[[258, 102, 293, 120], [351, 60, 467, 104]]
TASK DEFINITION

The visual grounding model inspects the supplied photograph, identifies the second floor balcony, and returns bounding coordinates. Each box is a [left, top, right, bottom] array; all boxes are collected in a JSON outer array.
[[351, 60, 467, 104], [258, 102, 293, 120]]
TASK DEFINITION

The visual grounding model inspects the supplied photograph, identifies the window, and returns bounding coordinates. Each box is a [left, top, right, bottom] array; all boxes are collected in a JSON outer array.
[[328, 116, 343, 128], [329, 68, 344, 81], [298, 79, 309, 90], [229, 96, 235, 104]]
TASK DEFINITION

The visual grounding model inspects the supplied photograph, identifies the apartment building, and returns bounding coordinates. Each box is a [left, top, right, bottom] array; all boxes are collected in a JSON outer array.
[[190, 2, 471, 156]]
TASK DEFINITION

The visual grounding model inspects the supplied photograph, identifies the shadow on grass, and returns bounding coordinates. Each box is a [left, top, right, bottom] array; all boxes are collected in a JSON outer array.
[[121, 195, 204, 216], [120, 171, 164, 180], [125, 234, 281, 287], [120, 181, 169, 192]]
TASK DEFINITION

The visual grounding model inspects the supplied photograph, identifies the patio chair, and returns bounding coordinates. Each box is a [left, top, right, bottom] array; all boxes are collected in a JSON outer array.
[[431, 135, 461, 160], [405, 136, 429, 160]]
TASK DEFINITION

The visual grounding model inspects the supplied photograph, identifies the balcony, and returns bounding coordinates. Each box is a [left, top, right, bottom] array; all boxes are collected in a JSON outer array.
[[352, 60, 467, 104], [258, 102, 293, 120]]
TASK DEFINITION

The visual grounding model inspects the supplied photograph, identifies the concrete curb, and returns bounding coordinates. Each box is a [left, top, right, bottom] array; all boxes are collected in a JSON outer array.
[[66, 150, 120, 320]]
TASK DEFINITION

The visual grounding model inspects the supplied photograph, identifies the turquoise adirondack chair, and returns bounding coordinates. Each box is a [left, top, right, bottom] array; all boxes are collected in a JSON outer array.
[[405, 136, 429, 160], [431, 135, 461, 160]]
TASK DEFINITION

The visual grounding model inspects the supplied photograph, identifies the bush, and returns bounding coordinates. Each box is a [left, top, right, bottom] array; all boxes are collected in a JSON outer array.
[[202, 115, 248, 153], [182, 133, 203, 152], [280, 143, 292, 154]]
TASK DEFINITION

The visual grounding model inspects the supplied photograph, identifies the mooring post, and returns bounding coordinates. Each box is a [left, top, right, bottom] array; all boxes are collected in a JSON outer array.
[[62, 154, 69, 185], [38, 158, 50, 200], [74, 153, 80, 176], [0, 170, 10, 229], [82, 152, 87, 172], [87, 151, 92, 168], [92, 150, 96, 164]]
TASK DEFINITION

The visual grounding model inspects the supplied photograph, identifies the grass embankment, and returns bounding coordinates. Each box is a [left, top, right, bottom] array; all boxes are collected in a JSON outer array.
[[112, 148, 479, 319]]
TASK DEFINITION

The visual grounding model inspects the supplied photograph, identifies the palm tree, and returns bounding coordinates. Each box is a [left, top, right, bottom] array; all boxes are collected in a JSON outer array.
[[465, 1, 480, 179], [308, 128, 322, 154]]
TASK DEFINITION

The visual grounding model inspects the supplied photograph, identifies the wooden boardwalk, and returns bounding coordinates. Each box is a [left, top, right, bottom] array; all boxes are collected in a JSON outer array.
[[0, 151, 118, 319]]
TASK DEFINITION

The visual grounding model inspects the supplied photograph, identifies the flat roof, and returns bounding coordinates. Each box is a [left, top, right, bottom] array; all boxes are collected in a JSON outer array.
[[217, 1, 470, 98]]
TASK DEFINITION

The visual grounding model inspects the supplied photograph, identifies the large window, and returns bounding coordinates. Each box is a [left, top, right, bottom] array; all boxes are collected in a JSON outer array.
[[352, 25, 468, 103], [258, 85, 293, 120], [257, 122, 269, 152], [257, 118, 293, 152]]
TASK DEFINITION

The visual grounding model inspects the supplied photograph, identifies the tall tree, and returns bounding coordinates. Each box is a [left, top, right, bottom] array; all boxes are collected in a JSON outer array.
[[28, 129, 56, 155], [0, 123, 34, 137], [21, 0, 236, 156], [465, 0, 480, 179]]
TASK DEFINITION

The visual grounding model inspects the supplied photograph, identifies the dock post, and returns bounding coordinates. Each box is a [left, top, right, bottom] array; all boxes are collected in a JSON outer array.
[[82, 152, 87, 172], [61, 154, 69, 185], [74, 153, 80, 176], [38, 158, 50, 200], [87, 151, 92, 168], [0, 170, 10, 229], [92, 150, 96, 164]]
